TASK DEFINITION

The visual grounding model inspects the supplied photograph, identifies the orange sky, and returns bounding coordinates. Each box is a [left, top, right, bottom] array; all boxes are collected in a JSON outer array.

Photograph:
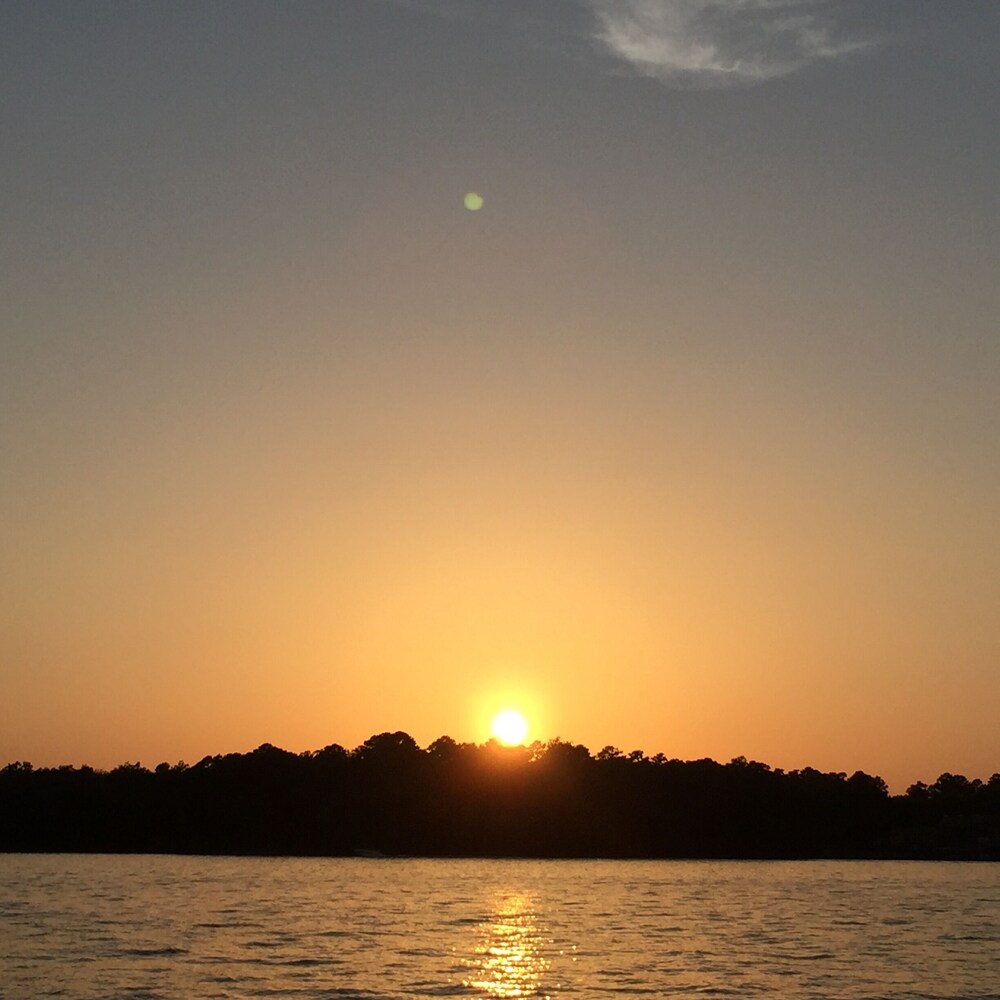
[[2, 2, 998, 792]]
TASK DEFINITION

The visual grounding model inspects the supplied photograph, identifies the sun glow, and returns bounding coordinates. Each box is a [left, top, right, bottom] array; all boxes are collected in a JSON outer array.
[[491, 709, 529, 746]]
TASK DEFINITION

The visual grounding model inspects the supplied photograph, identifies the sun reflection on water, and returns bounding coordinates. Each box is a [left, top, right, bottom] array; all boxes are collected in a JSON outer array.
[[463, 891, 552, 999]]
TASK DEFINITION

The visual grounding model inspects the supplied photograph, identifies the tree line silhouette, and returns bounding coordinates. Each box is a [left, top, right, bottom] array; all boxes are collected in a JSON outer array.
[[2, 734, 998, 859]]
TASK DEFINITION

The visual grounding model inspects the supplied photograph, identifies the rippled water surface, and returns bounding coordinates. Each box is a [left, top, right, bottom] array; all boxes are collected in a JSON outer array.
[[1, 856, 997, 999]]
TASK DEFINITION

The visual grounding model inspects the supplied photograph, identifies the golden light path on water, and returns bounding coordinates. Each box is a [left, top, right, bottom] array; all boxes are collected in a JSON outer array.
[[463, 891, 571, 998]]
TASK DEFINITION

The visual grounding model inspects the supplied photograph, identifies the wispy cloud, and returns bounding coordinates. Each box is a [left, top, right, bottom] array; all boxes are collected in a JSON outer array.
[[587, 0, 877, 87]]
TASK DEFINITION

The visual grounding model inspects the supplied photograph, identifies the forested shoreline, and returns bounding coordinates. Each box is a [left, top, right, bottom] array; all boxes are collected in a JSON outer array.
[[2, 734, 998, 860]]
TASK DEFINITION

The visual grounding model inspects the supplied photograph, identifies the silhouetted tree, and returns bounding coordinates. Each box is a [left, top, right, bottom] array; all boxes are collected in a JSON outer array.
[[1, 737, 995, 859]]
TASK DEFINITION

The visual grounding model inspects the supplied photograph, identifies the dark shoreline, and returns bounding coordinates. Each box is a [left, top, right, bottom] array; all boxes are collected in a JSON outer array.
[[4, 734, 998, 861]]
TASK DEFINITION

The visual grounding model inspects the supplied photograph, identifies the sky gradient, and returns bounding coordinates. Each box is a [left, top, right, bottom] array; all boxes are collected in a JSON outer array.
[[2, 1, 998, 791]]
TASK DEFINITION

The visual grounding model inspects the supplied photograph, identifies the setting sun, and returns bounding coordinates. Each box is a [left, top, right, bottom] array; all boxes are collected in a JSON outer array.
[[491, 710, 529, 746]]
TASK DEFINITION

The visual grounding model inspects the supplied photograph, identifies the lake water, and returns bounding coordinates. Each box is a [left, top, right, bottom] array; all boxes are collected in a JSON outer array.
[[0, 856, 997, 1000]]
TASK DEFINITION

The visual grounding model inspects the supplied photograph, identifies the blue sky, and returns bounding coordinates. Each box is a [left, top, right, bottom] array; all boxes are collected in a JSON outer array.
[[2, 1, 997, 788]]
